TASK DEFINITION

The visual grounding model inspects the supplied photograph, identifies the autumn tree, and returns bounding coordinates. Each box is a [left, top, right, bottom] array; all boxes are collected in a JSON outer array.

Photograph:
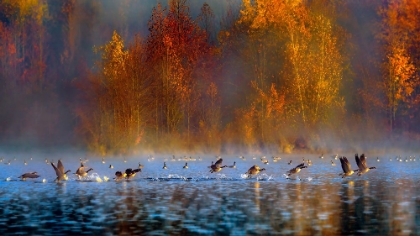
[[379, 0, 420, 132], [146, 0, 209, 147], [76, 31, 151, 155]]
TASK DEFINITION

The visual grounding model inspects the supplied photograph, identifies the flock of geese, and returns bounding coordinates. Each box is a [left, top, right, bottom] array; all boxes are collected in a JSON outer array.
[[11, 153, 380, 182]]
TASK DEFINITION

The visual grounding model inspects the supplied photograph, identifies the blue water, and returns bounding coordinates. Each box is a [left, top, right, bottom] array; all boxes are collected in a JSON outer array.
[[0, 153, 419, 235]]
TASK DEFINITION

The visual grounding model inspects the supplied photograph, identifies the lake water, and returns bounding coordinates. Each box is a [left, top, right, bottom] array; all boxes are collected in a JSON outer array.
[[0, 153, 419, 235]]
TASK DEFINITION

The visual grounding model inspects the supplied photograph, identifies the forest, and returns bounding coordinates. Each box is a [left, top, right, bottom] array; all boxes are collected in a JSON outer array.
[[0, 0, 419, 155]]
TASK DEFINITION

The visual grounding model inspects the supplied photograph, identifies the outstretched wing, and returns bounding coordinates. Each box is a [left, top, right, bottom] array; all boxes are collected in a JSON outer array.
[[51, 162, 62, 177], [295, 162, 305, 169], [355, 154, 363, 169], [360, 154, 368, 169], [57, 160, 65, 174], [340, 157, 351, 173], [215, 158, 223, 167]]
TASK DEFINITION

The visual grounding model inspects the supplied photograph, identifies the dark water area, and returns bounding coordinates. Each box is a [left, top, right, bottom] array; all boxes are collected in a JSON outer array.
[[0, 153, 419, 235]]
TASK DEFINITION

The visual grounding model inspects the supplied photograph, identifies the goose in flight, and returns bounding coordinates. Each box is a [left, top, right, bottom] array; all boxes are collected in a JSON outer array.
[[74, 163, 93, 179], [19, 172, 40, 180], [355, 153, 376, 176], [51, 160, 71, 182], [125, 168, 141, 179], [245, 165, 265, 177], [114, 171, 126, 181], [209, 158, 227, 173], [339, 156, 356, 178], [286, 162, 308, 177]]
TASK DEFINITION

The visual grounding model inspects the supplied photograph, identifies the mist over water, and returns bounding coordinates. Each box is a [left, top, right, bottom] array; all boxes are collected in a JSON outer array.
[[0, 153, 419, 235]]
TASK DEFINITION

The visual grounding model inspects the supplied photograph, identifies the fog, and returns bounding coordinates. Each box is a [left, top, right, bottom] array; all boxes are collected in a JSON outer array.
[[0, 0, 419, 156]]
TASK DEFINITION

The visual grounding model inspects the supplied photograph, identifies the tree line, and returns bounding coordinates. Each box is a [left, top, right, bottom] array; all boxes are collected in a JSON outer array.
[[0, 0, 419, 155]]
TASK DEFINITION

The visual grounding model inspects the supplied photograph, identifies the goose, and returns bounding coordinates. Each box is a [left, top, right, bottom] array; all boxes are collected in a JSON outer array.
[[376, 157, 380, 162], [114, 171, 126, 181], [355, 153, 376, 176], [339, 156, 356, 178], [163, 162, 168, 169], [331, 160, 336, 166], [286, 162, 308, 177], [74, 163, 93, 179], [261, 159, 269, 165], [245, 165, 266, 177], [109, 164, 114, 169], [102, 158, 105, 164], [288, 160, 292, 165], [229, 161, 236, 168], [125, 168, 141, 179], [24, 160, 28, 165], [183, 162, 188, 169], [19, 172, 40, 180], [138, 163, 144, 169], [51, 160, 71, 182], [209, 159, 227, 173]]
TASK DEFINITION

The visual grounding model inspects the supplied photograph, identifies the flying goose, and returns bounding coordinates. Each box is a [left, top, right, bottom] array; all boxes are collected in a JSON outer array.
[[245, 165, 266, 177], [114, 171, 126, 181], [286, 162, 308, 177], [74, 163, 93, 179], [125, 168, 141, 179], [209, 158, 227, 173], [51, 160, 71, 182], [339, 156, 356, 178], [355, 153, 376, 176], [19, 172, 40, 180]]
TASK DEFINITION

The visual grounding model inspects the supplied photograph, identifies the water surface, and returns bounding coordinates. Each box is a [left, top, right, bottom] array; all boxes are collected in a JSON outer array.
[[0, 154, 419, 235]]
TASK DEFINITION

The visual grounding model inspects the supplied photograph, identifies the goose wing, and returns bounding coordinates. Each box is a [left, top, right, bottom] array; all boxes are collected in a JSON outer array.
[[355, 154, 363, 169], [246, 165, 256, 175], [340, 157, 351, 173], [360, 154, 368, 169], [51, 162, 63, 178], [57, 160, 65, 174], [215, 158, 223, 167], [295, 162, 305, 169]]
